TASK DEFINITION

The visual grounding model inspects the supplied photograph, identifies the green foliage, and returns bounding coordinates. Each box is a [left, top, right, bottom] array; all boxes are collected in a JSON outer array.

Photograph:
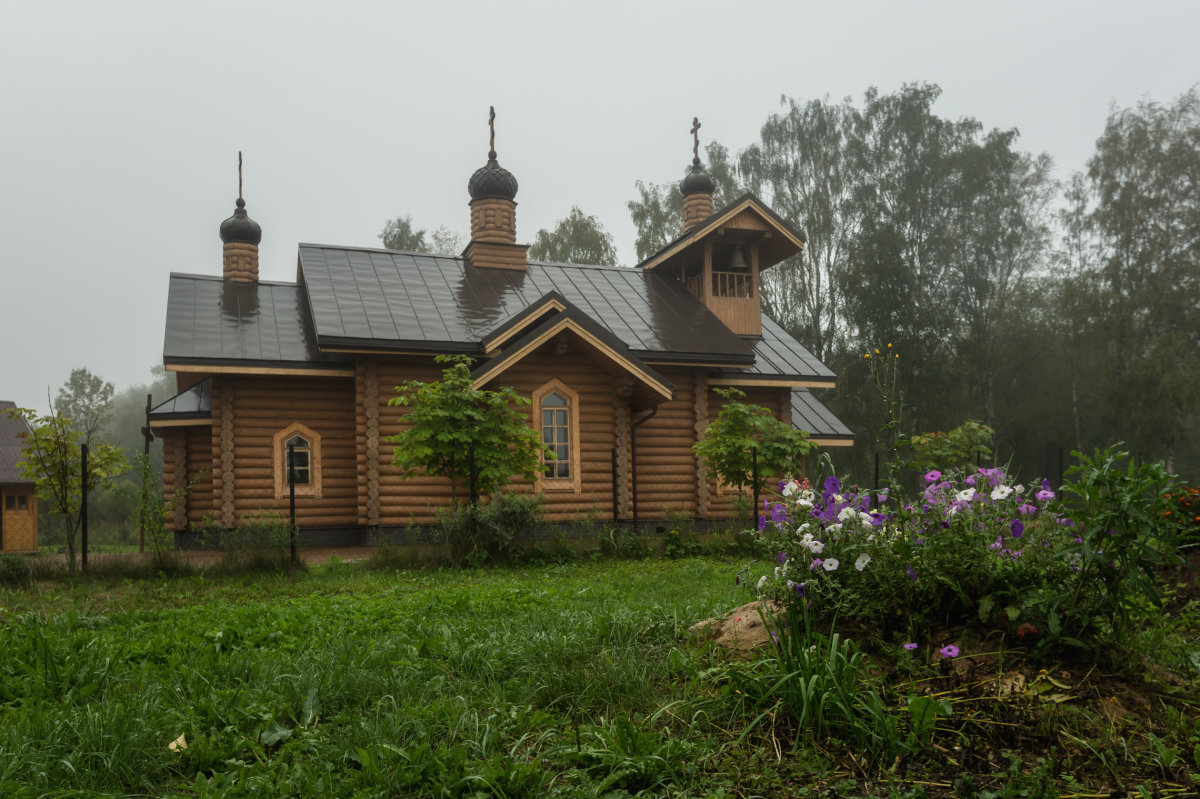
[[53, 366, 115, 446], [1046, 446, 1181, 646], [626, 141, 740, 261], [4, 405, 128, 571], [693, 388, 815, 493], [435, 492, 543, 567], [378, 214, 462, 254], [910, 420, 995, 473], [387, 355, 549, 501], [528, 205, 618, 265]]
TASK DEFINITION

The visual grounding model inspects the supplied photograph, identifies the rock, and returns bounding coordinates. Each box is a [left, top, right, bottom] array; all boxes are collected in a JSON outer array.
[[688, 600, 784, 653]]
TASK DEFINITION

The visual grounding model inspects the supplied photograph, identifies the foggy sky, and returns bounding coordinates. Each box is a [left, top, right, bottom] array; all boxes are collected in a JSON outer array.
[[1, 0, 1196, 411]]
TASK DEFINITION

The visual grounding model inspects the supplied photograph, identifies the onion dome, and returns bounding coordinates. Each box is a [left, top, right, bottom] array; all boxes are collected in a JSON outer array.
[[219, 198, 262, 245], [680, 162, 716, 197], [468, 156, 519, 201]]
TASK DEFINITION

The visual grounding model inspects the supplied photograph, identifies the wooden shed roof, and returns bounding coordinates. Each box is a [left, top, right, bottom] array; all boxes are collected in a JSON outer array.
[[0, 401, 34, 486]]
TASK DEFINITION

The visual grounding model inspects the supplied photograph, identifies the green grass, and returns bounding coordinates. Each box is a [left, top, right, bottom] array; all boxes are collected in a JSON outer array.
[[2, 556, 1199, 798], [0, 559, 745, 798]]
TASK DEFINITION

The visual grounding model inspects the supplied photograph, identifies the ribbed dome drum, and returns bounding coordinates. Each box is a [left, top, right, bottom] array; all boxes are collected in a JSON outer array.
[[467, 158, 519, 201]]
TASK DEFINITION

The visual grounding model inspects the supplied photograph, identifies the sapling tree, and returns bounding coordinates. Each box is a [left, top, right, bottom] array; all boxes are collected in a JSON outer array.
[[386, 355, 549, 503], [694, 387, 815, 496], [4, 405, 128, 571]]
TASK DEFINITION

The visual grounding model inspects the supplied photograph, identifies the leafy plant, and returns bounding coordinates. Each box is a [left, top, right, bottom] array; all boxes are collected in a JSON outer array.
[[693, 387, 814, 495], [4, 405, 128, 572], [1044, 445, 1181, 647], [387, 355, 550, 502], [910, 419, 995, 473]]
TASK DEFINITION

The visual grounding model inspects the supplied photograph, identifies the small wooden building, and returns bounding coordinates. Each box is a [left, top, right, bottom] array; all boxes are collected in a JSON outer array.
[[0, 401, 38, 553], [149, 120, 853, 543]]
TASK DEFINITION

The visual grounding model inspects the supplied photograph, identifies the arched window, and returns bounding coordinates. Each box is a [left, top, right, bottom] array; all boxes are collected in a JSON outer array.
[[533, 380, 581, 492], [284, 435, 311, 486], [273, 423, 323, 498]]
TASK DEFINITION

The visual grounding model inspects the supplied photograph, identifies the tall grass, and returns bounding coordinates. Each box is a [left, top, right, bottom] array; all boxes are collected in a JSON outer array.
[[0, 559, 742, 798]]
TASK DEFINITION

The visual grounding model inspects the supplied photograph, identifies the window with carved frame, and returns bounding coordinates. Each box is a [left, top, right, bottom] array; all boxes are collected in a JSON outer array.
[[532, 379, 581, 492], [273, 423, 323, 499]]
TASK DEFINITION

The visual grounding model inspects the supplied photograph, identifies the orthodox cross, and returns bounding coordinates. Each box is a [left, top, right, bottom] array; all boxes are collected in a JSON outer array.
[[237, 151, 243, 200], [488, 106, 497, 159], [691, 117, 701, 164]]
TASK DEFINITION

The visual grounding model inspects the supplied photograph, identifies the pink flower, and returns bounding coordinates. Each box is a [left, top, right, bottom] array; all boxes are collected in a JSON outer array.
[[903, 642, 918, 651], [939, 644, 960, 658]]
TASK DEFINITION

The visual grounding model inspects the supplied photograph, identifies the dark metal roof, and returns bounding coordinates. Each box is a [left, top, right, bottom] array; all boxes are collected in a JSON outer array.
[[718, 315, 837, 384], [791, 389, 854, 442], [163, 274, 349, 369], [148, 379, 212, 422], [0, 401, 34, 486], [298, 245, 756, 364]]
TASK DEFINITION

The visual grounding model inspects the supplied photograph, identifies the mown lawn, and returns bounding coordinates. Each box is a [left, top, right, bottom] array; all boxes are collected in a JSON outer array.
[[2, 555, 1199, 798]]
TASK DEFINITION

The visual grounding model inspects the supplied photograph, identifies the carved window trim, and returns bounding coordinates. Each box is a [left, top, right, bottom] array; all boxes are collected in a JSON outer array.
[[273, 423, 323, 499], [533, 379, 581, 493]]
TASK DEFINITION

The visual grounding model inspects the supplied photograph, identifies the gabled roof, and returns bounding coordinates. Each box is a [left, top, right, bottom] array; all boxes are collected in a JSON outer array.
[[0, 401, 34, 486], [297, 245, 755, 364], [147, 379, 212, 427], [471, 302, 675, 409], [636, 192, 807, 273], [791, 389, 854, 446]]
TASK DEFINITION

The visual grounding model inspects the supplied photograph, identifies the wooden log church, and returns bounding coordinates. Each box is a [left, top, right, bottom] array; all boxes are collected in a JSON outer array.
[[149, 114, 852, 543]]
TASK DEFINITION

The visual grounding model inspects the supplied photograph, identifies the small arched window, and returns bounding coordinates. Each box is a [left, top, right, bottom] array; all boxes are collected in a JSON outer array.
[[541, 391, 570, 479], [284, 435, 311, 486], [273, 423, 322, 498]]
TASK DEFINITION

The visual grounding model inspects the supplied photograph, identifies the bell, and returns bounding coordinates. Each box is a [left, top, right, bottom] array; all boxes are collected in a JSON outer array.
[[727, 246, 749, 272]]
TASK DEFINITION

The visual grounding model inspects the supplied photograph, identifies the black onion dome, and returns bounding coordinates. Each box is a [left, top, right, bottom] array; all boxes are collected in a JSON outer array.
[[680, 163, 716, 196], [219, 198, 262, 245], [468, 158, 519, 201]]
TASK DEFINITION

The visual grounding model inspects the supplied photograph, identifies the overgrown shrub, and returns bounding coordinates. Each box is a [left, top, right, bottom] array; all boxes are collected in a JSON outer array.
[[436, 493, 543, 567]]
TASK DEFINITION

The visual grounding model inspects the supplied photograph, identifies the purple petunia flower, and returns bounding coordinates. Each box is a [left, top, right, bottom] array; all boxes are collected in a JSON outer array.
[[1018, 502, 1037, 516], [939, 644, 960, 658], [824, 475, 841, 495], [924, 470, 941, 483], [903, 642, 918, 650], [906, 564, 918, 582], [1010, 519, 1024, 539], [1036, 489, 1054, 501], [770, 503, 787, 523], [758, 514, 767, 532], [776, 550, 789, 565], [809, 558, 823, 571]]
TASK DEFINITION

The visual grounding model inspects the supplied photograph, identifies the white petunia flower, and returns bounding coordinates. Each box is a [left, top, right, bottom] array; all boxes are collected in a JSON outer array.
[[757, 575, 769, 590], [808, 539, 825, 554], [837, 506, 857, 522], [858, 512, 874, 527], [822, 558, 840, 571], [991, 485, 1013, 501], [956, 488, 976, 502], [855, 552, 871, 571]]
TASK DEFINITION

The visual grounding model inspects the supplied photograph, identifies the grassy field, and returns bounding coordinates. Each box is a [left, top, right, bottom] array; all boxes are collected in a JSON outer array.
[[2, 555, 1199, 798]]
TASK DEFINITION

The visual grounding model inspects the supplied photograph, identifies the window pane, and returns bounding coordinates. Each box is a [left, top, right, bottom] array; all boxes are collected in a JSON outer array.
[[542, 392, 567, 407], [555, 409, 567, 427], [4, 496, 13, 510], [542, 409, 555, 426], [17, 495, 28, 510], [543, 426, 554, 443], [286, 436, 307, 449]]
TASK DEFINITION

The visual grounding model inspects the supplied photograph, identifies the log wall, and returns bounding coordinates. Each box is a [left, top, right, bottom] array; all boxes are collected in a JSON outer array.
[[212, 375, 358, 528]]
